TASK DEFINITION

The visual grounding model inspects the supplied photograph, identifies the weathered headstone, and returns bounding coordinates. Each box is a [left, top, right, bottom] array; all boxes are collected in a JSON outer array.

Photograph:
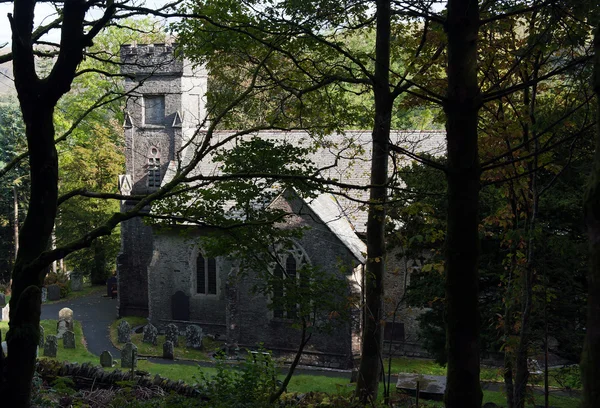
[[56, 320, 69, 339], [1, 304, 9, 322], [47, 284, 61, 301], [171, 291, 190, 321], [63, 330, 75, 349], [1, 341, 6, 356], [70, 273, 83, 292], [0, 293, 5, 307], [100, 350, 113, 368], [185, 325, 203, 350], [163, 340, 174, 360], [58, 308, 74, 330], [165, 323, 179, 347], [44, 335, 58, 357], [117, 320, 131, 343], [142, 323, 158, 346], [121, 342, 137, 368], [39, 325, 45, 348], [106, 276, 117, 298], [41, 287, 47, 303]]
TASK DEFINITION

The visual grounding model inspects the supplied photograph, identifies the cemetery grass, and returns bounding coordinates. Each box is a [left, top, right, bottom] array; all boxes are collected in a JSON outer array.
[[109, 317, 221, 361], [44, 284, 104, 305]]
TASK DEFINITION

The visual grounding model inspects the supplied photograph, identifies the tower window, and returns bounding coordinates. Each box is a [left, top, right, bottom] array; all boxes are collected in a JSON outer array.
[[148, 147, 161, 188], [144, 95, 165, 125]]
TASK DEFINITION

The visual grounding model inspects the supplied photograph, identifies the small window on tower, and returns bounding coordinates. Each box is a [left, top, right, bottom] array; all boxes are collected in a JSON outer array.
[[148, 147, 161, 188], [144, 95, 165, 125]]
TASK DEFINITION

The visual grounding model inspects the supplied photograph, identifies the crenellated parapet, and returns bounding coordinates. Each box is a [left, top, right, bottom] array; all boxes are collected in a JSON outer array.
[[120, 43, 183, 76]]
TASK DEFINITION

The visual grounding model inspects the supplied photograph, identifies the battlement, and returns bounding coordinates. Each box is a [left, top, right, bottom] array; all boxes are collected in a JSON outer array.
[[120, 43, 183, 76]]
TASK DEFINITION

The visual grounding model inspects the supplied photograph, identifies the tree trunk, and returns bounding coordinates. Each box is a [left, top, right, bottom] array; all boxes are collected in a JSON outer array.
[[443, 0, 483, 407], [581, 25, 600, 408], [355, 0, 392, 403]]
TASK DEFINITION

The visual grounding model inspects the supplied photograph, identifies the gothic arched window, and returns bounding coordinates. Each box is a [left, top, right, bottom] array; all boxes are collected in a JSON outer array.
[[197, 253, 217, 295], [272, 249, 309, 319], [147, 147, 161, 188]]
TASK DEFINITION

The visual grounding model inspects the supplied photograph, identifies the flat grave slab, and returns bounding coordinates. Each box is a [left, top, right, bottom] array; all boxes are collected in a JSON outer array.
[[396, 373, 446, 401]]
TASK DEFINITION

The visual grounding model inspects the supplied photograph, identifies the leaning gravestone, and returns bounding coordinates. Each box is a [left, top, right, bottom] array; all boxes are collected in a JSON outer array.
[[165, 323, 179, 347], [117, 320, 131, 343], [185, 325, 203, 350], [58, 308, 74, 330], [142, 323, 158, 346], [56, 320, 69, 339], [47, 284, 61, 301], [163, 340, 174, 360], [63, 330, 75, 349], [70, 273, 83, 292], [41, 287, 47, 303], [39, 325, 45, 348], [0, 293, 5, 307], [100, 350, 113, 368], [121, 342, 137, 368], [171, 291, 190, 321], [44, 335, 58, 357]]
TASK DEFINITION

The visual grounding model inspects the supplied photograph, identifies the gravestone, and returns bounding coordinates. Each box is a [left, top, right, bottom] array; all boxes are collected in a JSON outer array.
[[171, 291, 190, 321], [39, 325, 45, 348], [121, 342, 137, 368], [163, 340, 174, 360], [70, 273, 83, 292], [100, 350, 113, 368], [396, 373, 446, 401], [106, 276, 117, 298], [117, 320, 131, 343], [44, 335, 58, 357], [41, 287, 47, 303], [0, 293, 5, 307], [1, 341, 6, 356], [185, 325, 203, 350], [165, 323, 179, 347], [142, 323, 158, 346], [56, 320, 69, 339], [1, 304, 9, 321], [63, 330, 75, 349], [58, 308, 74, 330], [47, 284, 61, 301]]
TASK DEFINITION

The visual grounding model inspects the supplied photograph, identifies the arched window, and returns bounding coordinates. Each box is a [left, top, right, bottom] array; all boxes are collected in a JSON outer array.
[[147, 147, 161, 188], [272, 249, 309, 319], [197, 253, 217, 295]]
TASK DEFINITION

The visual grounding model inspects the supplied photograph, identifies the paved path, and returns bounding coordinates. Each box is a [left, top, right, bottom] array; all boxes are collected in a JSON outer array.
[[41, 289, 120, 357]]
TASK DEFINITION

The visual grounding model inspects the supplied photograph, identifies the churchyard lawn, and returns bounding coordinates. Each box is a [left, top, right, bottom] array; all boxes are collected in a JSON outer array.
[[108, 316, 221, 361]]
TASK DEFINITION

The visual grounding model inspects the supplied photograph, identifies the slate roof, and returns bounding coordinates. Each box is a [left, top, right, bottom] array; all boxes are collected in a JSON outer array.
[[163, 129, 445, 239]]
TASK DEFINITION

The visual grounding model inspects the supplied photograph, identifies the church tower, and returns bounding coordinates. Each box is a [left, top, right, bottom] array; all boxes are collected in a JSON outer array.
[[117, 43, 207, 316]]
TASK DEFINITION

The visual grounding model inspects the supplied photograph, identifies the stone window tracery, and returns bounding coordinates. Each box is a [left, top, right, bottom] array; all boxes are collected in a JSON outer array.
[[147, 147, 161, 188], [272, 246, 310, 319]]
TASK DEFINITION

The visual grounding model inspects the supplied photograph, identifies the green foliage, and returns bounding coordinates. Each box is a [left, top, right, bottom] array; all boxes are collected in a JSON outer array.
[[196, 351, 278, 407]]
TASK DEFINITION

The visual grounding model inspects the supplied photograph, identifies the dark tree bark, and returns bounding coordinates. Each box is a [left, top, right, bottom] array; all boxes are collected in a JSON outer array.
[[582, 25, 600, 408], [1, 1, 114, 405], [443, 0, 483, 407], [355, 0, 392, 403]]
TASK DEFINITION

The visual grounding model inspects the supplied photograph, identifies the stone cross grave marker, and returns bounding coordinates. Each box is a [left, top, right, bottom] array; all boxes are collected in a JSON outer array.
[[171, 291, 190, 321], [163, 340, 174, 360], [63, 330, 75, 349], [100, 350, 113, 367], [117, 320, 131, 343], [142, 323, 158, 346], [165, 323, 179, 347], [121, 342, 137, 369], [47, 284, 61, 301], [44, 335, 58, 357], [185, 325, 203, 350]]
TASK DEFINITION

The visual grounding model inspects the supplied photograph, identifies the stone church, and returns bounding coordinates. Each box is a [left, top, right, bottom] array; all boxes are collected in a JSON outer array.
[[116, 43, 444, 367]]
